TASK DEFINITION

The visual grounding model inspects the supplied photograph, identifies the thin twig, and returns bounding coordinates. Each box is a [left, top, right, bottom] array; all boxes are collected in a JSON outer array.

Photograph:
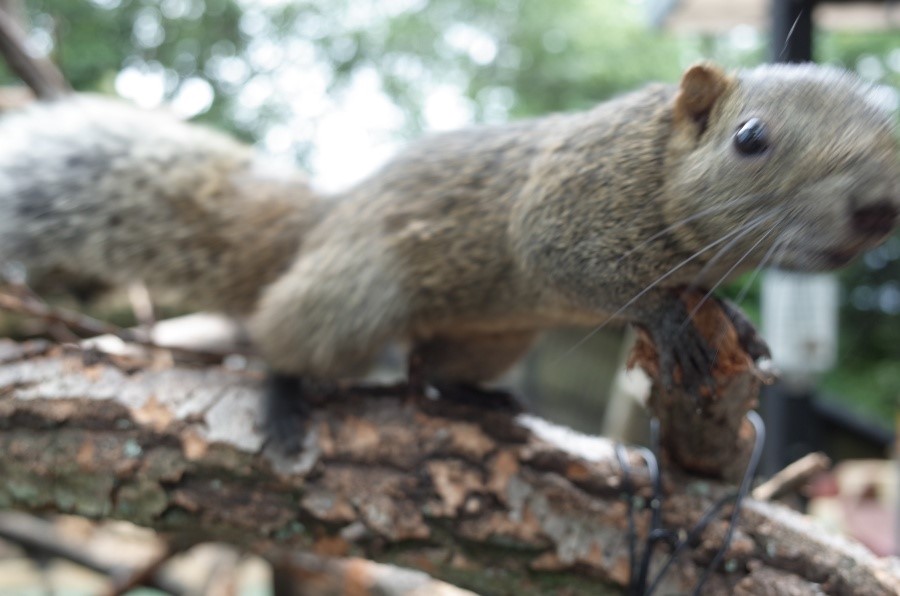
[[3, 282, 82, 343], [0, 290, 227, 364], [0, 290, 134, 336], [752, 452, 831, 502], [0, 4, 70, 99], [0, 1, 25, 24]]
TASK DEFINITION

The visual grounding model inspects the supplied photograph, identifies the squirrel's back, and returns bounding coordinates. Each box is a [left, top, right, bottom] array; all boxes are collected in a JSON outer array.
[[0, 96, 326, 313]]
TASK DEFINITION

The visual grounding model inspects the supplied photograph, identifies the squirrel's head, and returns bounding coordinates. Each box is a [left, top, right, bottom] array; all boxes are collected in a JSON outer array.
[[664, 62, 899, 273]]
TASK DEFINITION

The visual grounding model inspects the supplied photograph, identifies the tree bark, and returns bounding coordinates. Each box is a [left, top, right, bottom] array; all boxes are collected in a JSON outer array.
[[0, 339, 897, 595]]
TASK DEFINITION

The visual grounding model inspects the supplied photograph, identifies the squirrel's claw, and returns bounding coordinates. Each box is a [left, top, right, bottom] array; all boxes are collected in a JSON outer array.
[[639, 293, 771, 399], [638, 296, 719, 399], [717, 297, 772, 362], [657, 326, 719, 399]]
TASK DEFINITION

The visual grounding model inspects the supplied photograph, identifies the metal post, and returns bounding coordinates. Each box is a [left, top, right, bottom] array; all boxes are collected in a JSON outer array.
[[761, 0, 822, 475], [771, 0, 816, 63]]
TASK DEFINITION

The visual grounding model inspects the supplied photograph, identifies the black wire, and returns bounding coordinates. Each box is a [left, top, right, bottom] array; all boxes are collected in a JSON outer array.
[[631, 447, 660, 594], [691, 410, 766, 595], [645, 410, 766, 596], [615, 442, 638, 592], [618, 417, 665, 596], [632, 418, 663, 594], [645, 491, 738, 595]]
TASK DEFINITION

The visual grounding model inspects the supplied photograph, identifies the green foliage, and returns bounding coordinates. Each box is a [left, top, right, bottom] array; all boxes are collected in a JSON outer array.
[[488, 0, 683, 116], [26, 0, 248, 136], [822, 235, 900, 425], [819, 30, 900, 90], [17, 1, 687, 141]]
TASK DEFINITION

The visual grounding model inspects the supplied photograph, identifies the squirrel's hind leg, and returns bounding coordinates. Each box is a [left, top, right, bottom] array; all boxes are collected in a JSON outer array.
[[251, 245, 408, 452], [261, 373, 310, 454], [250, 242, 408, 377]]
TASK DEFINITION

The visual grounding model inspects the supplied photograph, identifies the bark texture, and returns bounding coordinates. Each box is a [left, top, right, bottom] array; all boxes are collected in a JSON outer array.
[[631, 293, 773, 482], [0, 339, 897, 595]]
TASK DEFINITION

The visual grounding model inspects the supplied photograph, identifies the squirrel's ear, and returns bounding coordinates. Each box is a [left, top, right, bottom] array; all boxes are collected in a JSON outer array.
[[673, 63, 731, 134]]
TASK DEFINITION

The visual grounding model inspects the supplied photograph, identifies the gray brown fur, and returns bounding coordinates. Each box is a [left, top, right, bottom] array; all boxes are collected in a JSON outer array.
[[1, 63, 897, 386], [0, 97, 324, 313]]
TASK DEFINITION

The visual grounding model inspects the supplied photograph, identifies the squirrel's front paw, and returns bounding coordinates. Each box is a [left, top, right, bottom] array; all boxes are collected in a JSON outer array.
[[634, 290, 771, 398], [635, 295, 719, 398]]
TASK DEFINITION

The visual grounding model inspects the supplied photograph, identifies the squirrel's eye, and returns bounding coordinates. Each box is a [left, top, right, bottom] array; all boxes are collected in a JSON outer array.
[[733, 118, 769, 156]]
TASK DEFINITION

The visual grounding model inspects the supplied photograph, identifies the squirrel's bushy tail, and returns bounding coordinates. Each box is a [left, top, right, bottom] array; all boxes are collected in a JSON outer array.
[[0, 96, 328, 314]]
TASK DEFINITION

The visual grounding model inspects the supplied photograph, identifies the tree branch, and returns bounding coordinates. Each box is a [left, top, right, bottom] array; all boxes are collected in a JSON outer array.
[[752, 452, 831, 502], [0, 340, 896, 594], [0, 3, 70, 99], [630, 292, 775, 482]]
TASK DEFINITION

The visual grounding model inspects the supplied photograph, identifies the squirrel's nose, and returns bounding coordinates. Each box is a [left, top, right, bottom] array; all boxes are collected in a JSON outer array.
[[852, 202, 898, 237]]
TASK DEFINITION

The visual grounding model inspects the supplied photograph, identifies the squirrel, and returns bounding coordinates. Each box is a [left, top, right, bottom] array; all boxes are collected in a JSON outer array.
[[0, 62, 897, 447]]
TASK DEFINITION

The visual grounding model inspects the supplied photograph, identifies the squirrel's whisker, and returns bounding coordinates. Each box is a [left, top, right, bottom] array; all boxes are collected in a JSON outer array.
[[616, 191, 773, 264], [554, 213, 776, 364], [685, 205, 781, 293], [730, 224, 793, 309], [681, 216, 786, 329]]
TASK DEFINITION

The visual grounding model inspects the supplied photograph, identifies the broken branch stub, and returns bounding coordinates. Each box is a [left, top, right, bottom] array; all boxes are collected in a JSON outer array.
[[630, 292, 770, 481]]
